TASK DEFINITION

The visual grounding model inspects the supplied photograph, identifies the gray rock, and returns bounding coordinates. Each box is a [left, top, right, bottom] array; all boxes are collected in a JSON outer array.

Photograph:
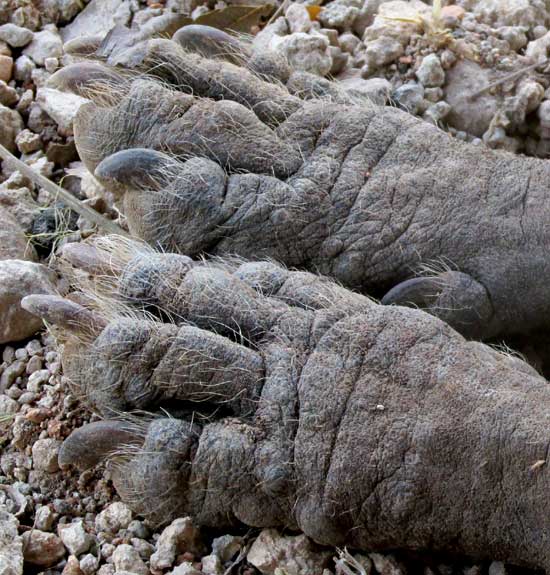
[[26, 338, 42, 355], [319, 2, 360, 31], [363, 0, 426, 45], [23, 28, 63, 66], [0, 511, 23, 575], [10, 4, 41, 31], [252, 17, 288, 53], [338, 32, 360, 54], [32, 438, 61, 472], [60, 0, 132, 43], [211, 534, 244, 563], [0, 104, 23, 153], [461, 0, 550, 28], [369, 553, 405, 575], [0, 208, 37, 262], [27, 369, 50, 391], [0, 259, 57, 345], [483, 116, 521, 150], [22, 529, 65, 567], [0, 24, 33, 47], [285, 3, 311, 34], [44, 56, 58, 73], [0, 360, 25, 392], [31, 67, 51, 88], [0, 182, 40, 232], [17, 391, 36, 404], [0, 395, 18, 425], [59, 520, 92, 556], [416, 54, 445, 87], [80, 553, 99, 575], [112, 544, 148, 575], [95, 502, 133, 534], [24, 157, 52, 180], [36, 87, 88, 136], [503, 80, 545, 129], [321, 28, 340, 47], [27, 101, 55, 133], [97, 565, 115, 575], [497, 26, 528, 51], [126, 519, 149, 539], [35, 505, 55, 531], [130, 538, 154, 560], [2, 346, 15, 362], [63, 555, 83, 575], [247, 529, 332, 575], [169, 563, 203, 575], [150, 517, 204, 571], [445, 59, 498, 137], [519, 79, 545, 113], [329, 45, 348, 76], [538, 99, 550, 129], [14, 54, 35, 82], [0, 80, 18, 106], [26, 353, 42, 374], [533, 25, 548, 39], [341, 76, 391, 105], [392, 82, 425, 114], [364, 35, 403, 70], [201, 554, 223, 575], [424, 87, 443, 102], [101, 543, 115, 560], [0, 54, 12, 82], [40, 0, 83, 25], [423, 101, 452, 124], [15, 129, 42, 154], [488, 561, 507, 575], [272, 32, 332, 76]]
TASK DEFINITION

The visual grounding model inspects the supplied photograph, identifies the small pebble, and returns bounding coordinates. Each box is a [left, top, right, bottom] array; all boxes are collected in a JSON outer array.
[[79, 553, 99, 575], [32, 437, 61, 472], [95, 502, 133, 534], [26, 354, 43, 374], [0, 54, 13, 82], [22, 529, 65, 567], [15, 348, 28, 361], [112, 544, 149, 575], [59, 520, 92, 556], [35, 505, 56, 531]]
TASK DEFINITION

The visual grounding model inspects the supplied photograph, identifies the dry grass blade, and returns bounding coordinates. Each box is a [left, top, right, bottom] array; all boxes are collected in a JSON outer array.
[[267, 0, 288, 24], [334, 548, 370, 575], [469, 59, 548, 100], [0, 143, 130, 238]]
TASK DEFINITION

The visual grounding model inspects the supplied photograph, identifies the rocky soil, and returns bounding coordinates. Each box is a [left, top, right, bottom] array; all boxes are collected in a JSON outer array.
[[2, 0, 550, 573]]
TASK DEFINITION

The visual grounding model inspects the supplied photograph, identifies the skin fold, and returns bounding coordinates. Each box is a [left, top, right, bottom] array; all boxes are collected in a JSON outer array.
[[22, 237, 550, 572], [50, 26, 550, 341]]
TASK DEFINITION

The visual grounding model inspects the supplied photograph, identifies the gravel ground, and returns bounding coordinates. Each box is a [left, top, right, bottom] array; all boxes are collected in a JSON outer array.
[[2, 0, 550, 573]]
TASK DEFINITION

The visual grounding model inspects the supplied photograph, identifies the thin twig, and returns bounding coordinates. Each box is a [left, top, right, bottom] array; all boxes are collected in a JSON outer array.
[[469, 59, 548, 100], [267, 0, 288, 25], [0, 143, 130, 237]]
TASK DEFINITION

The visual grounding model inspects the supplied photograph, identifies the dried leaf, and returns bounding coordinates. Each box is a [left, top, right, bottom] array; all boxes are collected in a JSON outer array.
[[189, 4, 275, 33], [306, 5, 323, 20]]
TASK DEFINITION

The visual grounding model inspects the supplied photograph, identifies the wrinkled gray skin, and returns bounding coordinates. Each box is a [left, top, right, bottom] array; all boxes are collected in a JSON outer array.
[[21, 240, 550, 572], [51, 26, 550, 341]]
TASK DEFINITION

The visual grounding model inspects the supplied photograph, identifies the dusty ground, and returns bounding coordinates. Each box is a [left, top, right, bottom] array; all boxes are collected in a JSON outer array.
[[2, 0, 550, 573]]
